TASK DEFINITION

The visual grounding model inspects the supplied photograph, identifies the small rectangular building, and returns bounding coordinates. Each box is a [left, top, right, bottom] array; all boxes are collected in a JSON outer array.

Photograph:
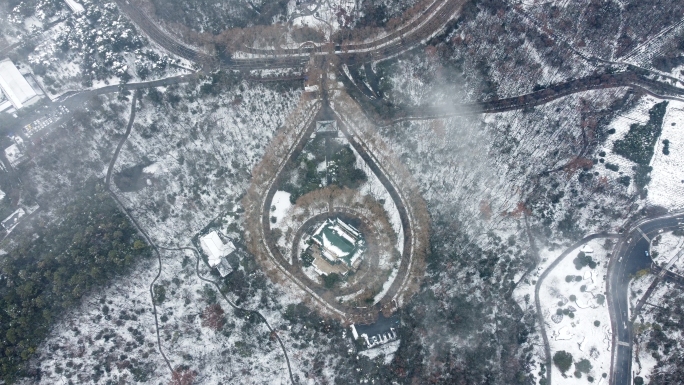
[[4, 144, 27, 169], [63, 0, 85, 14], [199, 231, 236, 267], [215, 258, 233, 277], [2, 208, 25, 232], [0, 59, 40, 110]]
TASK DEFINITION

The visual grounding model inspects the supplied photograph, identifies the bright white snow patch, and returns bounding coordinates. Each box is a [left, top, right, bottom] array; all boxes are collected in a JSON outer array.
[[142, 162, 161, 175], [271, 190, 292, 223], [358, 339, 401, 365]]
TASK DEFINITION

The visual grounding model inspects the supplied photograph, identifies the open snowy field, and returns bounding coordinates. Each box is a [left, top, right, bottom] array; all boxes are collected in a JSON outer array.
[[539, 239, 613, 384]]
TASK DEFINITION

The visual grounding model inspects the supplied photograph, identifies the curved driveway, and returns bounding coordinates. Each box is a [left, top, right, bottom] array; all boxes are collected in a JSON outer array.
[[536, 213, 684, 385], [608, 213, 684, 385], [259, 102, 416, 320], [115, 0, 466, 69]]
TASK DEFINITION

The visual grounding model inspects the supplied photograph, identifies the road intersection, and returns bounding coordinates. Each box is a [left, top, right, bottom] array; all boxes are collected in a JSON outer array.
[[608, 213, 684, 385]]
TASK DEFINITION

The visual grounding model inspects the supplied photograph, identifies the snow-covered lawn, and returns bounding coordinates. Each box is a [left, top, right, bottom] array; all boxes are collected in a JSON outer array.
[[539, 239, 613, 383], [648, 101, 684, 210], [651, 230, 684, 275], [652, 231, 684, 263], [596, 96, 660, 196], [271, 190, 292, 223]]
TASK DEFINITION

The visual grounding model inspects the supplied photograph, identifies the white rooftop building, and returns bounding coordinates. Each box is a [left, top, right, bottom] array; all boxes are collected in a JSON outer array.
[[0, 59, 40, 110], [63, 0, 85, 14], [4, 144, 27, 169], [199, 231, 236, 267]]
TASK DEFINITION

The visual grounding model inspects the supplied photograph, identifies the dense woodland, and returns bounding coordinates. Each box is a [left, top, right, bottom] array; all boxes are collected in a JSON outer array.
[[613, 101, 668, 197], [151, 0, 289, 33], [638, 289, 684, 385], [0, 181, 150, 382], [281, 137, 367, 204]]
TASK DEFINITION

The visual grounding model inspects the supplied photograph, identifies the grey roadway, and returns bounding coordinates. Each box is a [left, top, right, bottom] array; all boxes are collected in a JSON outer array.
[[608, 213, 684, 385], [535, 212, 684, 385], [2, 73, 200, 142]]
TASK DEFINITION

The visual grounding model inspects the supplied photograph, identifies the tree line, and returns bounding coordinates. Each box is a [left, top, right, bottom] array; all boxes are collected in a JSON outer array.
[[0, 180, 151, 383]]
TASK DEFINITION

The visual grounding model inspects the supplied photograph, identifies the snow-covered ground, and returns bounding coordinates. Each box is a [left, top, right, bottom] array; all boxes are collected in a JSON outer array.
[[358, 339, 400, 365], [632, 280, 681, 383], [31, 257, 171, 384], [539, 239, 613, 383], [290, 0, 356, 36], [648, 101, 684, 210], [595, 95, 661, 196], [112, 82, 302, 247], [29, 244, 327, 384], [8, 0, 192, 100], [379, 84, 646, 383], [629, 272, 657, 314], [651, 231, 684, 277], [652, 231, 684, 262]]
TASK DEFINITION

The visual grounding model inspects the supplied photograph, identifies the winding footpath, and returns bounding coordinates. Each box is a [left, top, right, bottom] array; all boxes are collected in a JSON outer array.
[[101, 92, 295, 383], [159, 245, 296, 385], [102, 92, 174, 374], [105, 91, 138, 186]]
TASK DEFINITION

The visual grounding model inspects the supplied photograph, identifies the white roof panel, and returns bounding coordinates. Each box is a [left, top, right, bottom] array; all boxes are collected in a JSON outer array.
[[63, 0, 85, 14], [0, 59, 37, 109], [199, 231, 235, 267]]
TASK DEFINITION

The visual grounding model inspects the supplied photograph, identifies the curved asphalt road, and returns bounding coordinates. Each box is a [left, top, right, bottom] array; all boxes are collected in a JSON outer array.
[[609, 212, 684, 385]]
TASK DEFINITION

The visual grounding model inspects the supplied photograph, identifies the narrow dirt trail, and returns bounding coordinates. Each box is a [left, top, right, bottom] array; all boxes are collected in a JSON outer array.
[[103, 91, 174, 374]]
